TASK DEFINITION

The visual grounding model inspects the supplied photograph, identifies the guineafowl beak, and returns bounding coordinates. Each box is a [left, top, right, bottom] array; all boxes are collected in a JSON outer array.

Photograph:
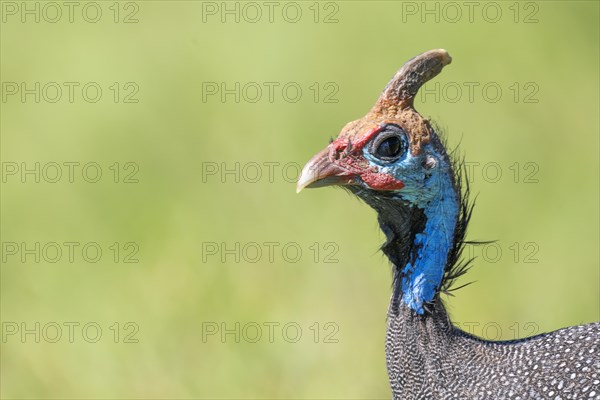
[[296, 147, 357, 193]]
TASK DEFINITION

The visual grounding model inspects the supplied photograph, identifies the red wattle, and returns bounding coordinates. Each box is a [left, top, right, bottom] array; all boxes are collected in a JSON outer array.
[[360, 172, 405, 191]]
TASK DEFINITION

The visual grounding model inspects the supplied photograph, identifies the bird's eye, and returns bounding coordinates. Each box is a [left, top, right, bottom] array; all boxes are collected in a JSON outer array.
[[377, 136, 401, 157], [370, 125, 407, 162]]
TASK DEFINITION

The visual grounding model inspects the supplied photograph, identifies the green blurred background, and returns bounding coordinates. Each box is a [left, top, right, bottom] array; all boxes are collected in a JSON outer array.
[[1, 1, 598, 398]]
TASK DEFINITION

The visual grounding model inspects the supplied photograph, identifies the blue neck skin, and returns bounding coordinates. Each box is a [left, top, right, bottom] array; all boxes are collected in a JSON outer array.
[[362, 144, 460, 314], [398, 171, 459, 314]]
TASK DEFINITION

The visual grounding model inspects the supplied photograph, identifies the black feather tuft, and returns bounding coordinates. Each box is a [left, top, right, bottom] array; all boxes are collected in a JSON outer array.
[[436, 129, 491, 297]]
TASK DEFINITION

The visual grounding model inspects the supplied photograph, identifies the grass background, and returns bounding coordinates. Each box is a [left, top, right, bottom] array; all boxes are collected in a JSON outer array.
[[1, 1, 599, 398]]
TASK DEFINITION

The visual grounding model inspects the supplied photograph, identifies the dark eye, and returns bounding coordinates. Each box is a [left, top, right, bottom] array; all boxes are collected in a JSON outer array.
[[377, 136, 401, 157], [370, 126, 407, 162]]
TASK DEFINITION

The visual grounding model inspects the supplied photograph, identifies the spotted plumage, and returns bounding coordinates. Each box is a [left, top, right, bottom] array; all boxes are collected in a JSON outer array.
[[297, 49, 600, 399]]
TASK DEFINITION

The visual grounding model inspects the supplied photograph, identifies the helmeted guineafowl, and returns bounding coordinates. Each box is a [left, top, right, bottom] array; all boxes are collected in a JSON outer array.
[[297, 49, 600, 400]]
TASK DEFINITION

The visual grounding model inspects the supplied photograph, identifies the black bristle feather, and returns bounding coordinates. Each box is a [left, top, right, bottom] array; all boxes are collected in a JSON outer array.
[[433, 125, 484, 299]]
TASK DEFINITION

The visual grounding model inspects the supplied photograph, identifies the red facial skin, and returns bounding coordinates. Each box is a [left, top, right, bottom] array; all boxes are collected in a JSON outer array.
[[361, 173, 405, 190], [328, 126, 405, 191]]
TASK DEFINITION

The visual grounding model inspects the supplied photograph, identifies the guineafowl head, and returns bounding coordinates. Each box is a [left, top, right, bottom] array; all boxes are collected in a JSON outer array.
[[298, 50, 469, 315]]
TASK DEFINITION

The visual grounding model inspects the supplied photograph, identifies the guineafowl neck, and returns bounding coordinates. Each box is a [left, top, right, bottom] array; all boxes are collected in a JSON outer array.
[[374, 174, 461, 398], [361, 169, 460, 315]]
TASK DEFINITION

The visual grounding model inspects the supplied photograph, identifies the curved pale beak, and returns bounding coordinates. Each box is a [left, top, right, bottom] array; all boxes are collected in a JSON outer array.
[[296, 148, 357, 193]]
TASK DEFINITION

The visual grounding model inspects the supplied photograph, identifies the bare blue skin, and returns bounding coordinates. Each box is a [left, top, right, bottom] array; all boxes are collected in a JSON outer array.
[[363, 140, 459, 314]]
